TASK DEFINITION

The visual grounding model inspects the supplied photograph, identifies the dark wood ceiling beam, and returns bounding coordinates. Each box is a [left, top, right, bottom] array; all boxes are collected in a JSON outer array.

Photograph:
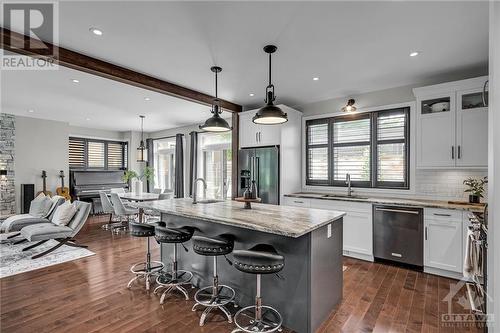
[[0, 28, 242, 113]]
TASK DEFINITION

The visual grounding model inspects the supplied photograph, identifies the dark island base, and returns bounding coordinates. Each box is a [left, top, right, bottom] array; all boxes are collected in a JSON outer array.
[[160, 213, 343, 333]]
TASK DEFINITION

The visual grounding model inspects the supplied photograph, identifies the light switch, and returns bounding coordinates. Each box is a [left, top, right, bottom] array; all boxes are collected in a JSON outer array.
[[327, 223, 332, 238]]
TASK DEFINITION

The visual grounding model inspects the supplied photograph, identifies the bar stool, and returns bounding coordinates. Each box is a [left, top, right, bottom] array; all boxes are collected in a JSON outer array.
[[153, 225, 195, 304], [127, 222, 165, 291], [191, 234, 235, 326], [231, 244, 285, 333]]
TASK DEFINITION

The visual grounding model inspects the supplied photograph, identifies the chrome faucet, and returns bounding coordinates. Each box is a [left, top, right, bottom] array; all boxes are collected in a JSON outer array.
[[345, 173, 353, 197], [193, 178, 207, 204]]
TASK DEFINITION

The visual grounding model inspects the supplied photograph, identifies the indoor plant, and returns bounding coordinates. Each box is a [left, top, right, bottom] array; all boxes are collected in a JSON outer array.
[[122, 167, 154, 194], [463, 177, 487, 203]]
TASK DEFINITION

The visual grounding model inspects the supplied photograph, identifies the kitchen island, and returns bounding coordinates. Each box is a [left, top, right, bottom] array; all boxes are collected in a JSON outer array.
[[135, 198, 345, 333]]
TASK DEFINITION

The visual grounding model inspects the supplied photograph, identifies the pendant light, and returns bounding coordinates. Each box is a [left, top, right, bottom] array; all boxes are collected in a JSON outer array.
[[252, 45, 287, 125], [341, 99, 357, 112], [136, 115, 148, 162], [199, 66, 232, 132]]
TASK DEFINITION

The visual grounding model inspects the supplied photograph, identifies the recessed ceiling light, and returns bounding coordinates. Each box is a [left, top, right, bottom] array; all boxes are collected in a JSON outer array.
[[313, 77, 319, 81], [86, 118, 91, 121], [144, 97, 151, 101], [72, 79, 79, 83], [89, 27, 103, 36], [410, 51, 420, 57], [28, 109, 34, 113], [249, 93, 255, 97]]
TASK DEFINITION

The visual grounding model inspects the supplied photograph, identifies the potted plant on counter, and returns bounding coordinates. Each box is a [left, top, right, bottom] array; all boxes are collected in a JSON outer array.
[[463, 177, 487, 204], [122, 167, 154, 194]]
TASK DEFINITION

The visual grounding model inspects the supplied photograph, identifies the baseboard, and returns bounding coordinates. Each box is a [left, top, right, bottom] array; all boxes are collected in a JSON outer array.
[[424, 266, 464, 280], [343, 250, 374, 262]]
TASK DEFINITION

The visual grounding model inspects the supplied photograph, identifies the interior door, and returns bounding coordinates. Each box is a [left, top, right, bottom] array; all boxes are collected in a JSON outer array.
[[456, 88, 488, 168], [417, 93, 456, 168], [255, 146, 279, 205]]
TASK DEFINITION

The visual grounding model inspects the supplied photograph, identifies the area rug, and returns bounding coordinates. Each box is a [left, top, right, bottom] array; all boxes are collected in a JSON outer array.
[[0, 234, 95, 278]]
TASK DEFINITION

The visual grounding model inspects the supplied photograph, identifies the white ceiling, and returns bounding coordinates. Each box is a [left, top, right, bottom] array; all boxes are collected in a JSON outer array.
[[1, 1, 489, 131]]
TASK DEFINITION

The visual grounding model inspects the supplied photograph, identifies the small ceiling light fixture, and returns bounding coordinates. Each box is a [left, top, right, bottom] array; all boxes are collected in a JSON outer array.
[[199, 66, 232, 132], [137, 115, 148, 162], [72, 79, 79, 83], [28, 109, 34, 113], [313, 77, 319, 81], [86, 117, 91, 121], [89, 27, 103, 36], [410, 51, 420, 57], [341, 99, 357, 112], [253, 45, 288, 125], [249, 93, 255, 97], [144, 97, 151, 101]]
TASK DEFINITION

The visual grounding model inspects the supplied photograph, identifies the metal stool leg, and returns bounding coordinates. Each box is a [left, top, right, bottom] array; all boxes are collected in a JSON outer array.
[[127, 237, 164, 290], [156, 243, 193, 304]]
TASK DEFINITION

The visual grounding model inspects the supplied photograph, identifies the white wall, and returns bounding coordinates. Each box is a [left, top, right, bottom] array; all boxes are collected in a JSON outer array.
[[69, 125, 124, 141], [488, 2, 499, 331], [14, 116, 69, 213]]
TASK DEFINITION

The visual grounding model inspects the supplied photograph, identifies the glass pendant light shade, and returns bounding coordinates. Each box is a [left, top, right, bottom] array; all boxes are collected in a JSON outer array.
[[136, 144, 148, 162], [200, 67, 232, 132], [253, 45, 287, 125], [137, 115, 148, 162]]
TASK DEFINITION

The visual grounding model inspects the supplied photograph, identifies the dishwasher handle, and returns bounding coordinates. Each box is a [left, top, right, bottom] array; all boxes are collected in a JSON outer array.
[[375, 207, 420, 215]]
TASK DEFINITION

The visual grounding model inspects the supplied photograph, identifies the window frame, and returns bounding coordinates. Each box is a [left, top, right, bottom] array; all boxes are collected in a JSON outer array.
[[151, 136, 177, 192], [69, 137, 128, 170], [305, 107, 410, 189]]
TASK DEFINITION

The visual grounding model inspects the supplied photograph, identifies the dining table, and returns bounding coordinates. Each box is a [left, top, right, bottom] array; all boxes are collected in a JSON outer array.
[[118, 192, 160, 223]]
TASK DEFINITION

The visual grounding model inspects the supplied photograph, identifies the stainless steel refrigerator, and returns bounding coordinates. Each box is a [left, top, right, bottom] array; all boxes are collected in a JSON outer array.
[[238, 146, 279, 205]]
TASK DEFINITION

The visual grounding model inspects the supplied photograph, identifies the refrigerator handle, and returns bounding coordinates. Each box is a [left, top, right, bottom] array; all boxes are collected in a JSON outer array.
[[256, 156, 260, 198]]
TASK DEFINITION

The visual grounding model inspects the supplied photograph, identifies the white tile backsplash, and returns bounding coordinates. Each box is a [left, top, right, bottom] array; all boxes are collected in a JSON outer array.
[[414, 169, 488, 201]]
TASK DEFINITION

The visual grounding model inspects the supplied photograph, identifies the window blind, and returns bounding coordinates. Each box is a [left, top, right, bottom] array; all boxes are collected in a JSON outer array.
[[87, 141, 105, 168], [69, 138, 85, 168], [332, 116, 371, 185], [306, 121, 329, 183], [107, 142, 124, 169]]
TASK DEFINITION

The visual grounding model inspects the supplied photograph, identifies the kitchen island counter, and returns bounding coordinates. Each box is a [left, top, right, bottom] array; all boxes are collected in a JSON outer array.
[[135, 198, 345, 333]]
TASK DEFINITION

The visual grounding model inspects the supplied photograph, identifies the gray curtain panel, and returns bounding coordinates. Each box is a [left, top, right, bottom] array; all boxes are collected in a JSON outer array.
[[175, 134, 184, 198], [146, 138, 153, 192], [189, 131, 198, 197]]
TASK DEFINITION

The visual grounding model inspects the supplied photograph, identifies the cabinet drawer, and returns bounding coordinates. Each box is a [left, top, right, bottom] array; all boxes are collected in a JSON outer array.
[[282, 197, 311, 208], [425, 208, 462, 221]]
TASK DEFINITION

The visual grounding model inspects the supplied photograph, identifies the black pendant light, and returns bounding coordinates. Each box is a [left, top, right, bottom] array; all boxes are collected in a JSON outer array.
[[136, 115, 148, 162], [199, 66, 232, 132], [252, 45, 287, 125]]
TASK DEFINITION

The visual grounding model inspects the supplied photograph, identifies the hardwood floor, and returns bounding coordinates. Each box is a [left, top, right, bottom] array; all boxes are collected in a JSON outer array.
[[1, 216, 484, 333]]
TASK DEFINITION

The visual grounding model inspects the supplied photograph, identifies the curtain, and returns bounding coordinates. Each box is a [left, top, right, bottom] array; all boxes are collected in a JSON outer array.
[[189, 131, 198, 197], [174, 134, 184, 198], [146, 138, 153, 192]]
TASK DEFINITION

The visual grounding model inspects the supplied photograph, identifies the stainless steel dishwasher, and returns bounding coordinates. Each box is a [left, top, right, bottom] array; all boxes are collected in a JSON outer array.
[[373, 205, 423, 267]]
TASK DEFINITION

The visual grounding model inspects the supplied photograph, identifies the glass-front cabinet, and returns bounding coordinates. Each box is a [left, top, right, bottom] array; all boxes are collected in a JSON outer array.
[[414, 76, 488, 169]]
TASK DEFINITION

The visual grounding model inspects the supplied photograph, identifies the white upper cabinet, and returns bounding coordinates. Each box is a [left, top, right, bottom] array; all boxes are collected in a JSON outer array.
[[414, 76, 488, 169], [456, 88, 489, 167]]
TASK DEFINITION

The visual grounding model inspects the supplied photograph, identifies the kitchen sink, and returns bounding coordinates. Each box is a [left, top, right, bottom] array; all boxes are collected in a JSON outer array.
[[322, 194, 368, 200]]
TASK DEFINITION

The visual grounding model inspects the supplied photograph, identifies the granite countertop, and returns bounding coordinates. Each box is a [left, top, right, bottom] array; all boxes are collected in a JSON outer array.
[[285, 192, 486, 213], [134, 198, 345, 238]]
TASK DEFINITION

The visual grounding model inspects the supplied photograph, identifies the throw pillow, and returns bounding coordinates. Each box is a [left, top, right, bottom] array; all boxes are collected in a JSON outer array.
[[52, 201, 77, 226], [29, 193, 53, 218]]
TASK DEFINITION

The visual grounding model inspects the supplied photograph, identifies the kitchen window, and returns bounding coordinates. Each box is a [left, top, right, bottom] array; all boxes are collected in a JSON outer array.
[[305, 107, 409, 189], [69, 137, 128, 170]]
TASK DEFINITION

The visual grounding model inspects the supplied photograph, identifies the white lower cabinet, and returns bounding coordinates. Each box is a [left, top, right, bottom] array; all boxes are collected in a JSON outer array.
[[424, 208, 464, 278], [282, 197, 373, 261]]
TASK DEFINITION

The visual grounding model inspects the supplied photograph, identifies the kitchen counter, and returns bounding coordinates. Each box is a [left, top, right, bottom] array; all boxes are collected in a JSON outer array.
[[135, 198, 345, 238], [136, 198, 345, 333], [285, 192, 486, 213]]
